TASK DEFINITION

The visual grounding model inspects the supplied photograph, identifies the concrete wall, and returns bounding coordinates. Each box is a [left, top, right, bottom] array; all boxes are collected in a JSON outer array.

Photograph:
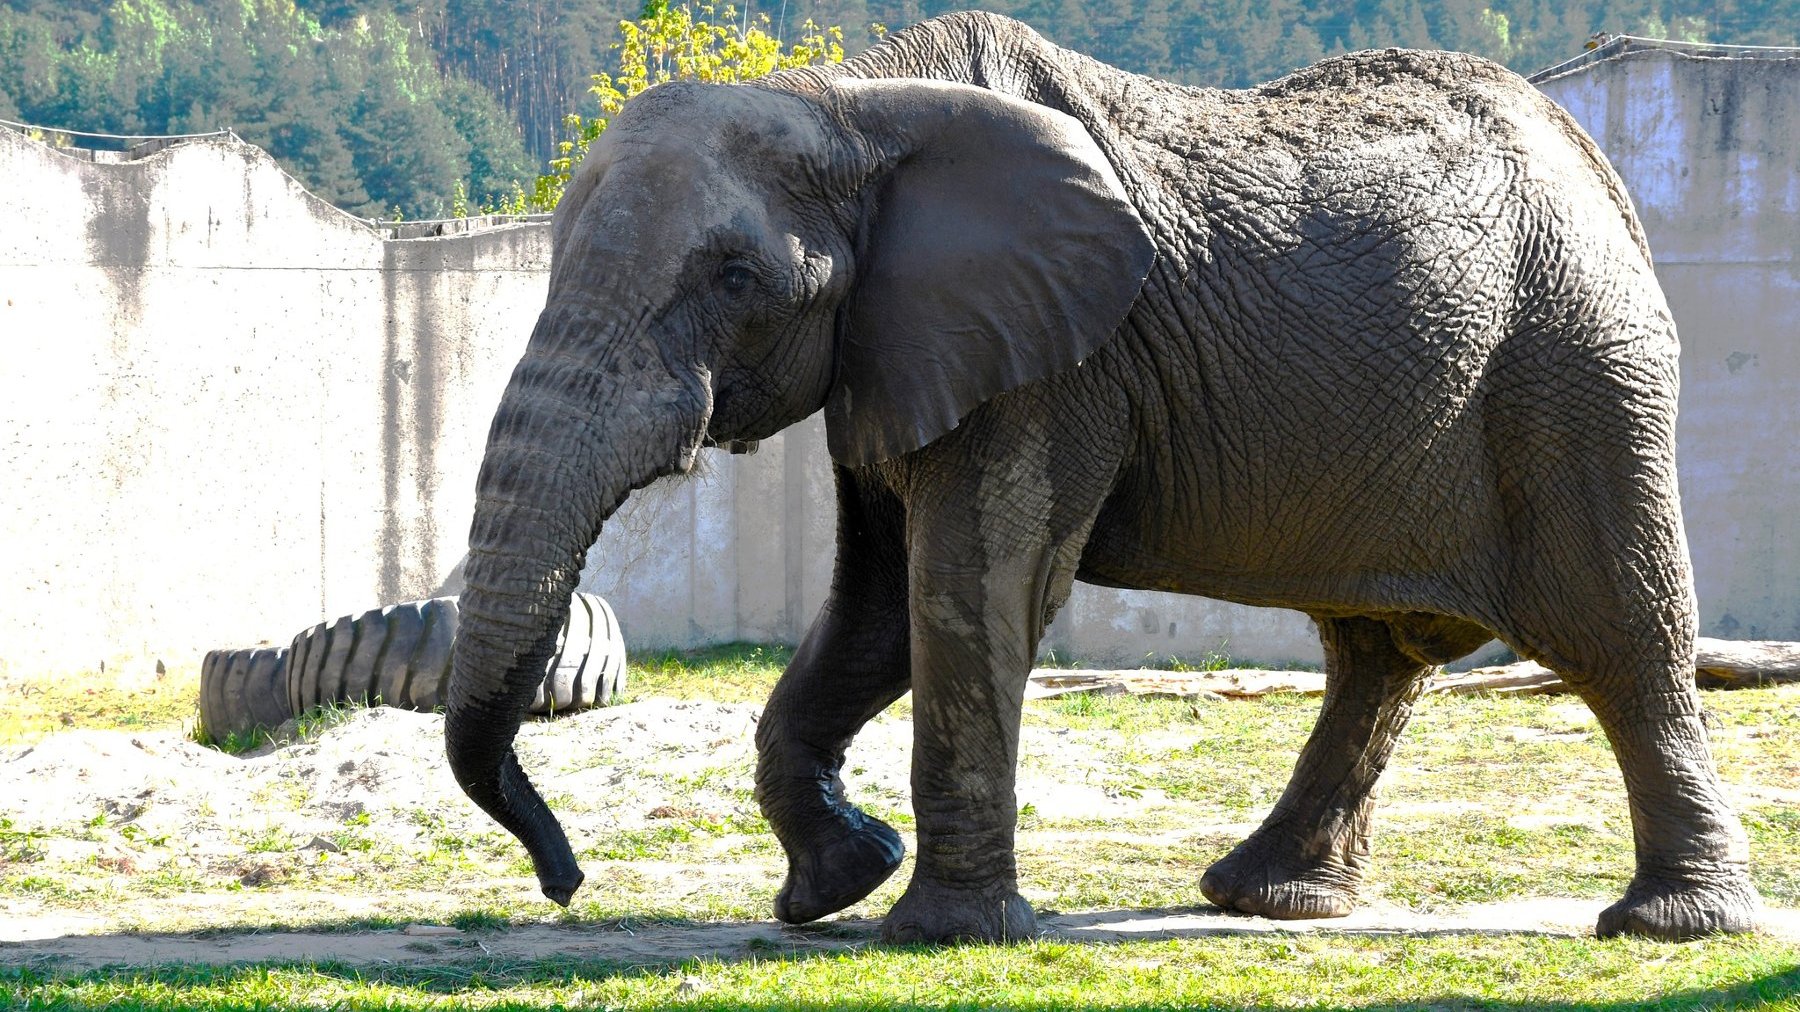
[[0, 131, 549, 674], [3, 40, 1795, 675], [1536, 41, 1800, 641]]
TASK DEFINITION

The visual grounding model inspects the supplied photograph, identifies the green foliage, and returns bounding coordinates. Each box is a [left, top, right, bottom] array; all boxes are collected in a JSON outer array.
[[0, 817, 47, 865], [972, 0, 1799, 88], [0, 0, 533, 219], [517, 3, 847, 213]]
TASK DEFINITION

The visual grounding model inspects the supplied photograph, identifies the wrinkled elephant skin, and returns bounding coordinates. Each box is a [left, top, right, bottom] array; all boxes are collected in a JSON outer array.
[[443, 12, 1763, 945]]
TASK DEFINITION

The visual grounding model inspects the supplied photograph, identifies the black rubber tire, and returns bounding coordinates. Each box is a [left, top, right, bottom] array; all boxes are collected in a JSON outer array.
[[286, 597, 454, 715], [285, 594, 624, 717], [529, 592, 627, 715], [198, 646, 292, 743]]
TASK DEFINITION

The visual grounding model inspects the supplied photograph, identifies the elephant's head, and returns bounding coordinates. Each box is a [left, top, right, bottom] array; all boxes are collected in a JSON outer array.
[[444, 74, 1157, 905]]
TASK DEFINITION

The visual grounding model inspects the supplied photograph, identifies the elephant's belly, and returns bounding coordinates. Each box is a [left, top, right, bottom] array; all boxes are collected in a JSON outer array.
[[1074, 481, 1498, 615], [1073, 550, 1419, 616], [1071, 542, 1340, 611]]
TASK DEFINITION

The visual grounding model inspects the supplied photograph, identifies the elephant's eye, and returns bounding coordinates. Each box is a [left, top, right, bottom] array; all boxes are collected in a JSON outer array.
[[718, 261, 757, 296]]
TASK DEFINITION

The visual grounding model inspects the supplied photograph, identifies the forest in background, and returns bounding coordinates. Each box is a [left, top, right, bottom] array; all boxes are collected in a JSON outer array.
[[2, 0, 1794, 218]]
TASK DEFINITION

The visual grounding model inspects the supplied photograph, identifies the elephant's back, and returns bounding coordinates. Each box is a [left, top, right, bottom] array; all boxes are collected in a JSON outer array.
[[1159, 48, 1606, 201], [1242, 47, 1544, 141], [1142, 45, 1655, 358], [1172, 47, 1648, 265]]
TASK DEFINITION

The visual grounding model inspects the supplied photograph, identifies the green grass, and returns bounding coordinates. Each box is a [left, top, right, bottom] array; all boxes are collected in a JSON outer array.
[[3, 935, 1797, 1010], [0, 643, 1286, 744], [0, 666, 201, 744], [627, 643, 793, 702], [0, 816, 49, 864], [629, 642, 1256, 704], [5, 674, 1797, 923], [0, 644, 792, 747]]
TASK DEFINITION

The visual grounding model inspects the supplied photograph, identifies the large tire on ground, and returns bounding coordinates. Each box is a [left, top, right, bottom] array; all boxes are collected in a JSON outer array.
[[285, 594, 625, 717], [530, 592, 627, 716], [198, 646, 293, 743]]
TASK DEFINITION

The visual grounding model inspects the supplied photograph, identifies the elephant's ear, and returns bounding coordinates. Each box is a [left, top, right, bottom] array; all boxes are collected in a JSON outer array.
[[823, 79, 1157, 467]]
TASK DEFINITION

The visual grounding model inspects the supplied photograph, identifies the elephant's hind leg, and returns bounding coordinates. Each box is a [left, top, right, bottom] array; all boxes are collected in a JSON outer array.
[[1497, 532, 1759, 940], [1488, 338, 1760, 940], [1201, 614, 1476, 919], [754, 469, 912, 924], [1580, 678, 1759, 940], [1502, 577, 1759, 940]]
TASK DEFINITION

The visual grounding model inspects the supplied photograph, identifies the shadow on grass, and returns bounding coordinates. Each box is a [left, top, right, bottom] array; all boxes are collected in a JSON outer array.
[[0, 903, 1606, 964], [4, 907, 1798, 1010]]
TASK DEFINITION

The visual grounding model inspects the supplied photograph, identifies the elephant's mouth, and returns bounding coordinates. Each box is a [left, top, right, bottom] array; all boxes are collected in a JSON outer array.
[[704, 434, 761, 454]]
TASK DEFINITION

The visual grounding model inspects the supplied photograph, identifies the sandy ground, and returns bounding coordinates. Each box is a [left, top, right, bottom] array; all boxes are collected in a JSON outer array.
[[1, 699, 1795, 970]]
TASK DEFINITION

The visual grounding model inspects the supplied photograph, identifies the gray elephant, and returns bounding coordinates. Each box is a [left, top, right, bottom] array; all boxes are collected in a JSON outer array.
[[443, 12, 1761, 944]]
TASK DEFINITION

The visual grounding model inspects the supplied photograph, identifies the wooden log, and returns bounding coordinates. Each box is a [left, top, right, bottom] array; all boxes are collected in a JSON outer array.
[[1028, 639, 1800, 702], [1425, 640, 1800, 696], [1425, 663, 1564, 696], [1694, 638, 1800, 688]]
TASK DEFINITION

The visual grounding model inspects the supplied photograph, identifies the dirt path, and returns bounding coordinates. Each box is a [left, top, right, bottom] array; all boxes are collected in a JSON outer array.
[[6, 901, 1797, 970]]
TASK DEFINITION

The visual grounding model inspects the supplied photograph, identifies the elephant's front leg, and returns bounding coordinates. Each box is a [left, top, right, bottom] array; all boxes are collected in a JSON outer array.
[[1201, 616, 1430, 919], [755, 472, 912, 924], [880, 551, 1043, 944], [878, 466, 1083, 944]]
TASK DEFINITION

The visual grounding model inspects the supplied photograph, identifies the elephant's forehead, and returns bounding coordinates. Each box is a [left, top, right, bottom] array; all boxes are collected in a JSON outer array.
[[598, 83, 826, 180], [551, 83, 826, 278], [584, 134, 764, 241]]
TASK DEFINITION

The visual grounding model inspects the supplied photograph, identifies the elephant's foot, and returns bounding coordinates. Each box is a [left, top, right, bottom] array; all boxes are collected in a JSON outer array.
[[1200, 835, 1361, 920], [1596, 870, 1761, 941], [774, 811, 905, 924], [880, 879, 1037, 944]]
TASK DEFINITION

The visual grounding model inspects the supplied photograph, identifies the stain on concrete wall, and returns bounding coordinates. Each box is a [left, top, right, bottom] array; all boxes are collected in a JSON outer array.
[[3, 42, 1794, 675]]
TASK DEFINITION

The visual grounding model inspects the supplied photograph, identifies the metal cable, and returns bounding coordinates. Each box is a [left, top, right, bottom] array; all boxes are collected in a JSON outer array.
[[1530, 34, 1800, 82], [0, 116, 235, 142]]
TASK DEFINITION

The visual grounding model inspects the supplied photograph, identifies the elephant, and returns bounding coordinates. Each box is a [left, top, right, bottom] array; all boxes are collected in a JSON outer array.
[[443, 11, 1762, 944]]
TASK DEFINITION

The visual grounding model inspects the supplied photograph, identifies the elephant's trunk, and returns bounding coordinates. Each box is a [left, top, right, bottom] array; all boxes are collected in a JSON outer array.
[[445, 305, 694, 906]]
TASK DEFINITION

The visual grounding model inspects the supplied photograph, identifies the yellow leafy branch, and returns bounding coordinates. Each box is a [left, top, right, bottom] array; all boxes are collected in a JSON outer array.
[[501, 3, 846, 213]]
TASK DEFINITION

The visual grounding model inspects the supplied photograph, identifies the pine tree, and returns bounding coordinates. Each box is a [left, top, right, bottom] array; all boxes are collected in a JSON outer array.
[[442, 74, 534, 210]]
